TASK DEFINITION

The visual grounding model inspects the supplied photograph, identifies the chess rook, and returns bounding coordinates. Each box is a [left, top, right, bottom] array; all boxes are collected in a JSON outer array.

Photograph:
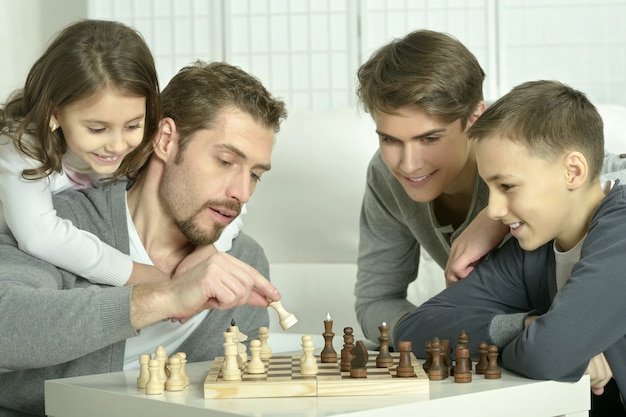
[[269, 300, 298, 330], [395, 341, 415, 377]]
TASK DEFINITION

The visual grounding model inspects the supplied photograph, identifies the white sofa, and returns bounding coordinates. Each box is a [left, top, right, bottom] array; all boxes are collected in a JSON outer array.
[[244, 104, 626, 352]]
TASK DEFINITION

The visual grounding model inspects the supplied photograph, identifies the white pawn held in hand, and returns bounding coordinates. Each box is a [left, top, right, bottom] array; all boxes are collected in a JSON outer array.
[[269, 300, 298, 330]]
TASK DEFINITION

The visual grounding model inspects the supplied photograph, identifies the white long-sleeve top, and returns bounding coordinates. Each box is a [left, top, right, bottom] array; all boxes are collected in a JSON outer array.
[[0, 135, 133, 285], [0, 135, 245, 286]]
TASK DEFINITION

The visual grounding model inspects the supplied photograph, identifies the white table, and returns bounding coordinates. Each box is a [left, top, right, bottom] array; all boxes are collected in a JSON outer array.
[[45, 359, 590, 417]]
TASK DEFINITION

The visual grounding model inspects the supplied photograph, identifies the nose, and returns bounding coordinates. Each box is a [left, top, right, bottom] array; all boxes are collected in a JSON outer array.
[[399, 142, 425, 173], [486, 191, 508, 220], [104, 131, 127, 154], [225, 172, 252, 204]]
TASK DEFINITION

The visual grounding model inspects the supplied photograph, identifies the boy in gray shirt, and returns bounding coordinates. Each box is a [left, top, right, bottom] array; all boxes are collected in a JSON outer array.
[[396, 80, 626, 415]]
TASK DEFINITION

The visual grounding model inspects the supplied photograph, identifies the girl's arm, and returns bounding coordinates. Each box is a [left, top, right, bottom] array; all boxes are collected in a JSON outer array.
[[0, 141, 164, 285]]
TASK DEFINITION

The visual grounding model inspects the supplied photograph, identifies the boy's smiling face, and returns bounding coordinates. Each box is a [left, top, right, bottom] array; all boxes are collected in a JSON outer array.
[[475, 135, 572, 251]]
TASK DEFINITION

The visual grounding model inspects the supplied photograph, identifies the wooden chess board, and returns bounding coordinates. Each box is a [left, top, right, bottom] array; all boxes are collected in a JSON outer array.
[[204, 352, 429, 399]]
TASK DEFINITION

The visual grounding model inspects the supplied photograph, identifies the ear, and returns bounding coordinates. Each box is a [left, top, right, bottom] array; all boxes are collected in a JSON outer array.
[[152, 117, 179, 162], [563, 151, 588, 190], [49, 109, 60, 131], [466, 101, 487, 129]]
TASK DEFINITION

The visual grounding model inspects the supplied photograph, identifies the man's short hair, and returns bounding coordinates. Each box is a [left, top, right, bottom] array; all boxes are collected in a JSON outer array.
[[161, 60, 287, 153]]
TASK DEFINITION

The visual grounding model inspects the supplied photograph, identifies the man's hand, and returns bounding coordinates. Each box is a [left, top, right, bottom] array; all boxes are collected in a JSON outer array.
[[131, 252, 280, 329], [586, 352, 613, 395], [445, 208, 509, 286]]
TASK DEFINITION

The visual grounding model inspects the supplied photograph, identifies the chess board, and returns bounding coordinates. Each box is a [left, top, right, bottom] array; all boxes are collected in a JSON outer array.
[[204, 353, 429, 399]]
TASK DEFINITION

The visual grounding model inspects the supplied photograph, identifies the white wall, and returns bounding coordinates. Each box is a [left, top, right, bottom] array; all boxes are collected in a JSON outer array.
[[0, 0, 87, 101], [84, 0, 626, 109], [2, 1, 624, 108]]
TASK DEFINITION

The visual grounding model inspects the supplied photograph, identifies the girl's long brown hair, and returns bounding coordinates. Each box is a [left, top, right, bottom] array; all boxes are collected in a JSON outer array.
[[0, 19, 162, 181]]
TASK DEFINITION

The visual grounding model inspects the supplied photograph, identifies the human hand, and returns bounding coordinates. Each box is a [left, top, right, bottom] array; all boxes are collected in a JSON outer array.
[[165, 252, 280, 322], [585, 352, 613, 395], [445, 208, 508, 286], [174, 244, 219, 276]]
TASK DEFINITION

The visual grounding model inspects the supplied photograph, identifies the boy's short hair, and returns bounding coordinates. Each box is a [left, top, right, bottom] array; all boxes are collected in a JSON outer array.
[[468, 80, 604, 181], [356, 30, 485, 127]]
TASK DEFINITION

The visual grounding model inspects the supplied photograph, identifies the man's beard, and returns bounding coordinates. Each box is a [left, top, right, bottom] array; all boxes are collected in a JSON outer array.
[[173, 201, 241, 246], [174, 216, 222, 246]]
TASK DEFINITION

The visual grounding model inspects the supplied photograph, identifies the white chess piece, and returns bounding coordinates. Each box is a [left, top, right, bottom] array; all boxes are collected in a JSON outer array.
[[300, 336, 318, 375], [229, 324, 248, 367], [222, 331, 242, 381], [246, 339, 266, 374], [155, 345, 168, 383], [269, 300, 298, 330], [165, 356, 185, 391], [137, 353, 151, 389], [145, 359, 164, 395], [173, 352, 189, 386], [300, 335, 313, 365], [258, 326, 272, 360]]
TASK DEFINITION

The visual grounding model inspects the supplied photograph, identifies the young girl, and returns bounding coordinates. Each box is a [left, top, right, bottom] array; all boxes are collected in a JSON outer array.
[[0, 19, 241, 286]]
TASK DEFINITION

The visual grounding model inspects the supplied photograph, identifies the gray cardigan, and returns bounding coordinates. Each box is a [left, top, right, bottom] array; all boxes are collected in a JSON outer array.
[[355, 150, 489, 344], [0, 181, 270, 417], [395, 183, 626, 410]]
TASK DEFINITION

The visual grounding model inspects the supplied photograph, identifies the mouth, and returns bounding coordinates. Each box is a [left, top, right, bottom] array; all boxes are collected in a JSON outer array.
[[209, 207, 240, 225], [507, 221, 524, 235], [403, 170, 436, 184], [92, 153, 123, 164]]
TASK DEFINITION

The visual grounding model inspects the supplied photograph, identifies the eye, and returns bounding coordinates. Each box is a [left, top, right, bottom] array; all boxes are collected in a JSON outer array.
[[500, 183, 514, 191], [217, 158, 232, 167], [88, 127, 106, 134], [379, 135, 397, 144], [126, 123, 143, 130], [422, 136, 439, 144], [250, 172, 262, 182]]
